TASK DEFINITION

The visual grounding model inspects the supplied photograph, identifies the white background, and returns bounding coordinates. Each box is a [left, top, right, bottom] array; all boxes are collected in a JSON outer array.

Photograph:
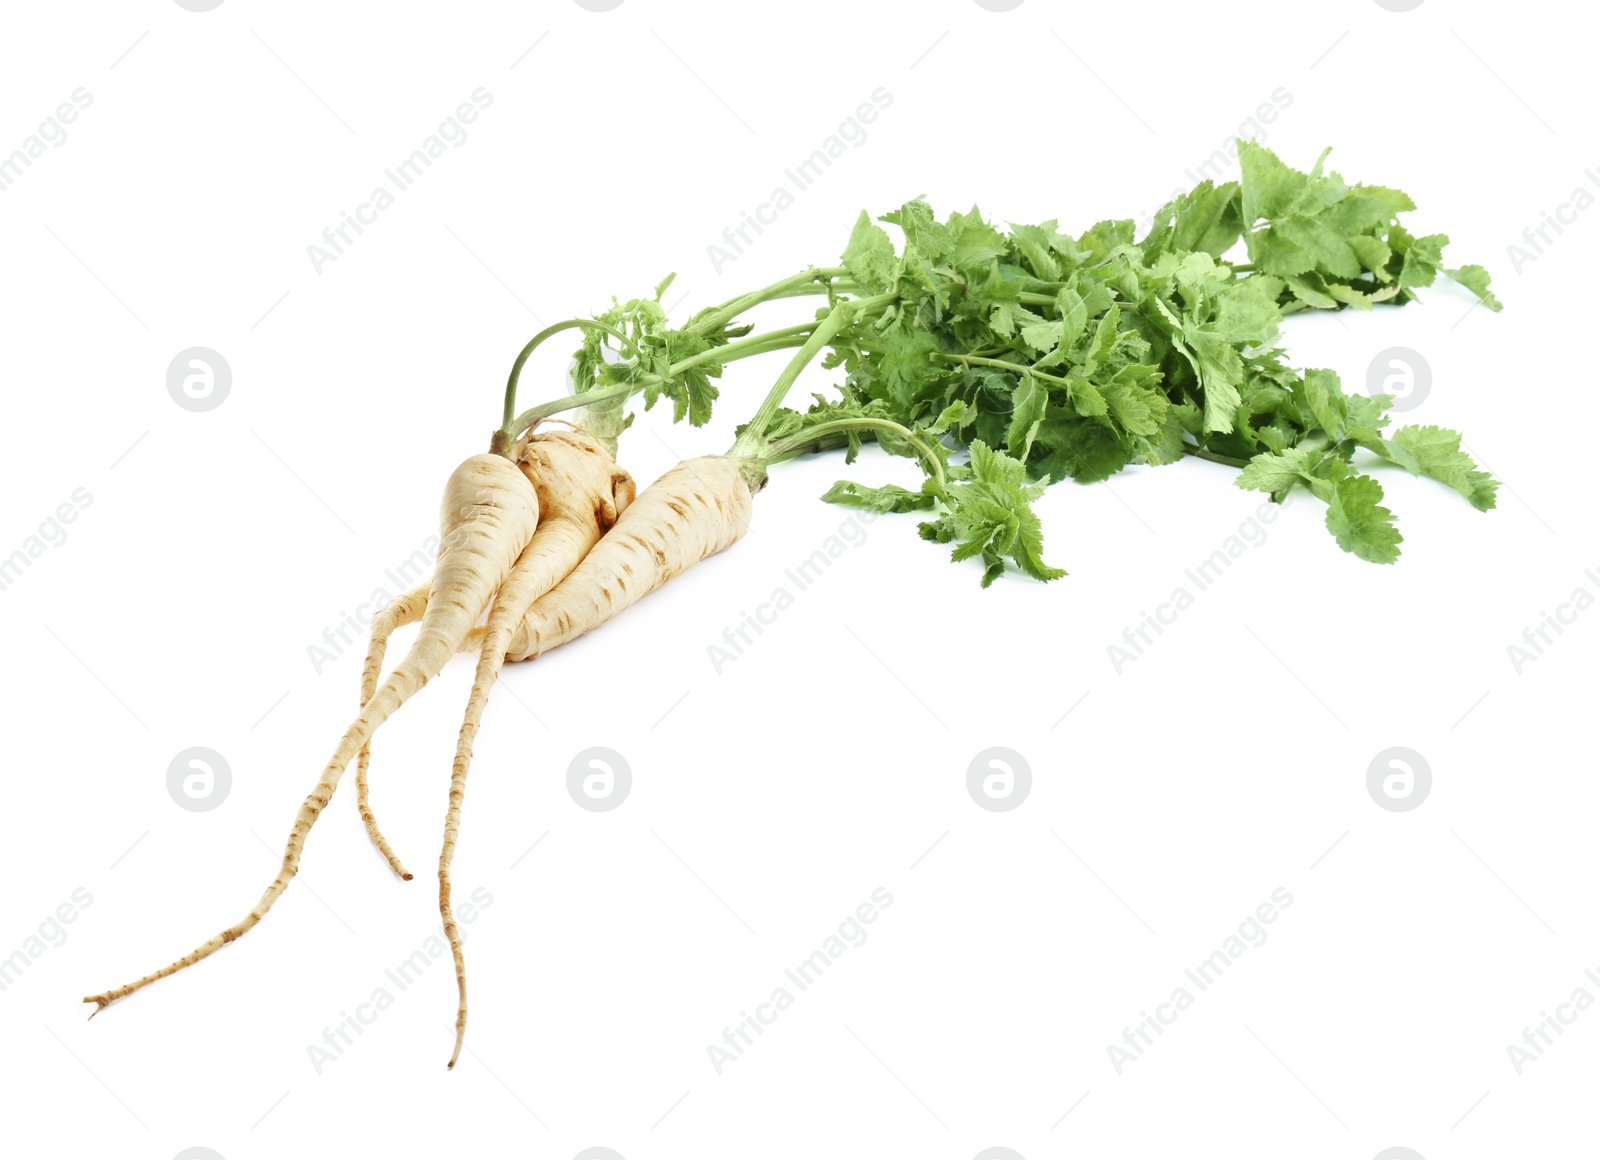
[[0, 2, 1593, 1158]]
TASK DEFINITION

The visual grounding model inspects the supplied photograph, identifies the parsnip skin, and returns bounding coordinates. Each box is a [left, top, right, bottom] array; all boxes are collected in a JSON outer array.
[[84, 444, 751, 1068], [438, 428, 635, 1066], [355, 580, 429, 879], [358, 429, 634, 883], [465, 455, 752, 663], [84, 454, 539, 1014]]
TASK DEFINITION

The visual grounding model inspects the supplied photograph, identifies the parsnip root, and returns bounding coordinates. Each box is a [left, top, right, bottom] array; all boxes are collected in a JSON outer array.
[[355, 580, 429, 879], [440, 427, 634, 1065], [84, 454, 540, 1014]]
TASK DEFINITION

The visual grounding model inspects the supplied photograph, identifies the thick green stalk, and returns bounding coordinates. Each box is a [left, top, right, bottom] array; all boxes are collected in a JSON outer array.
[[727, 292, 896, 489], [507, 379, 636, 437], [727, 304, 855, 456], [659, 325, 815, 379], [765, 417, 946, 491], [688, 266, 849, 336], [493, 319, 636, 454], [503, 326, 814, 444]]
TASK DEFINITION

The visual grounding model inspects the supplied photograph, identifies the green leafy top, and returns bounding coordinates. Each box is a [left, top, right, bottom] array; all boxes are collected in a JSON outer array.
[[565, 142, 1500, 583]]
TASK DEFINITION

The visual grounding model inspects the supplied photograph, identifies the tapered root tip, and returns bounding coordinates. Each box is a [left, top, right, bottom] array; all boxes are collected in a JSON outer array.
[[82, 996, 109, 1020]]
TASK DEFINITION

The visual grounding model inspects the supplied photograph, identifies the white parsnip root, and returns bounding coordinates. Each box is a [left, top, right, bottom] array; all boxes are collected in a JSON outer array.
[[438, 428, 635, 1065], [84, 454, 539, 1014], [355, 580, 429, 879], [87, 373, 757, 1066]]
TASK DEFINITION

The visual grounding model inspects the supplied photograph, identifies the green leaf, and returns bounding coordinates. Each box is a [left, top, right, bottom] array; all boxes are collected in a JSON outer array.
[[1236, 445, 1321, 495], [1032, 414, 1130, 482], [842, 211, 899, 292], [1445, 264, 1503, 312], [1321, 470, 1402, 564], [1398, 232, 1448, 289], [1276, 215, 1361, 279], [1189, 332, 1245, 434], [925, 441, 1064, 586], [945, 207, 1006, 265], [1006, 376, 1049, 460], [1019, 316, 1064, 355], [989, 299, 1043, 339], [1145, 180, 1243, 258], [1100, 363, 1167, 436], [1347, 235, 1392, 279], [872, 328, 945, 408], [1247, 225, 1316, 277], [1352, 184, 1416, 214], [1056, 285, 1090, 352], [663, 143, 1502, 581], [1295, 368, 1349, 440], [821, 479, 938, 513], [882, 199, 950, 262], [1282, 274, 1339, 309], [1239, 140, 1307, 223], [1371, 424, 1499, 511]]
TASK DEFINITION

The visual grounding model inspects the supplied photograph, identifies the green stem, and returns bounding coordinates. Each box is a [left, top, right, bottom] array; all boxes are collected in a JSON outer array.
[[653, 325, 815, 379], [1182, 445, 1251, 469], [494, 319, 637, 453], [935, 352, 1074, 387], [728, 291, 896, 466], [731, 304, 857, 449], [765, 417, 946, 491], [718, 280, 864, 308], [503, 326, 816, 443], [688, 266, 849, 336], [507, 379, 637, 435]]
